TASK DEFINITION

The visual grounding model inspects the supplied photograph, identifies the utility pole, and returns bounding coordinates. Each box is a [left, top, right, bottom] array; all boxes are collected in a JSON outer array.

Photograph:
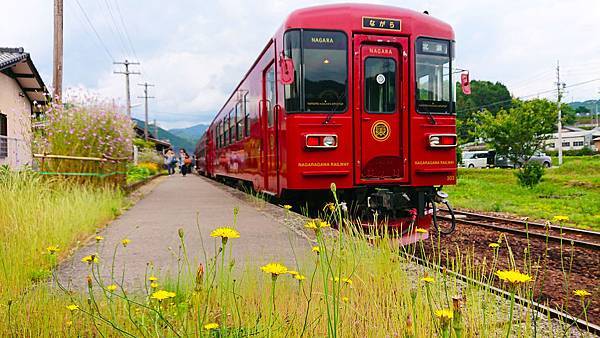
[[114, 60, 140, 117], [154, 119, 158, 139], [52, 0, 64, 100], [555, 61, 566, 166], [137, 82, 155, 141]]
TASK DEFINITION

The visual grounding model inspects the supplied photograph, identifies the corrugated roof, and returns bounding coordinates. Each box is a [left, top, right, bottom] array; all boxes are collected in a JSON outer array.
[[0, 47, 28, 71]]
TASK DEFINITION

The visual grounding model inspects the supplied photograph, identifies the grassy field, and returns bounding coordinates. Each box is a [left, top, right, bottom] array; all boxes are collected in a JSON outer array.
[[0, 170, 124, 299], [446, 156, 600, 230]]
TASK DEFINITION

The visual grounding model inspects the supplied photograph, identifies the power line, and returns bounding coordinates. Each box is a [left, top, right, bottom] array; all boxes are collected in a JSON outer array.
[[102, 0, 130, 58], [112, 0, 140, 63], [138, 82, 155, 141], [74, 0, 115, 61], [457, 77, 600, 114]]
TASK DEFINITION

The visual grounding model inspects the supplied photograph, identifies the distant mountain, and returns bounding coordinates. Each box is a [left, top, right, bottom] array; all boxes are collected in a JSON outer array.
[[169, 123, 209, 145], [132, 119, 196, 152], [568, 100, 599, 113]]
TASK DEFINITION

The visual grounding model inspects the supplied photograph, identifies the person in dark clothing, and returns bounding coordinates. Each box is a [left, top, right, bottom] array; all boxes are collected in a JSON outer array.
[[179, 149, 191, 176]]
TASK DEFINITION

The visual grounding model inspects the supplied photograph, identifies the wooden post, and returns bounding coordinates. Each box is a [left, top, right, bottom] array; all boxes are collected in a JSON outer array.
[[53, 0, 64, 100]]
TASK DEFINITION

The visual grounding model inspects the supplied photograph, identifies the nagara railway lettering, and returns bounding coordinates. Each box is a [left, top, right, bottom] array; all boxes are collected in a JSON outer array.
[[194, 3, 460, 242]]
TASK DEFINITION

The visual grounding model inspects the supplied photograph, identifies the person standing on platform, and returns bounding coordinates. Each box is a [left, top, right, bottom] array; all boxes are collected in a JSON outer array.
[[164, 149, 176, 176], [179, 149, 191, 176]]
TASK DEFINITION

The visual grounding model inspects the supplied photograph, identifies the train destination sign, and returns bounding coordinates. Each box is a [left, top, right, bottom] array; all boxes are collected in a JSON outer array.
[[362, 17, 401, 31]]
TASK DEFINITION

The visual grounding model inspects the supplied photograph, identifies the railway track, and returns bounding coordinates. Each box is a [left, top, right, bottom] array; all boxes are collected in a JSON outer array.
[[438, 209, 600, 251], [411, 255, 600, 336]]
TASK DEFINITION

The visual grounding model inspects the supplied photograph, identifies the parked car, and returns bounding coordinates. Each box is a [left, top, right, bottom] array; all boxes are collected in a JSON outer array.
[[461, 151, 490, 168], [495, 152, 552, 168]]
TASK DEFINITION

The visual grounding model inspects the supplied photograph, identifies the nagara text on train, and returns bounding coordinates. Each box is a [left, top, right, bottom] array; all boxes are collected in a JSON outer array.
[[194, 3, 464, 241]]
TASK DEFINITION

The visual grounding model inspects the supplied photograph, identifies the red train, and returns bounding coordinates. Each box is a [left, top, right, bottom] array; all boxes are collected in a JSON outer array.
[[195, 3, 459, 240]]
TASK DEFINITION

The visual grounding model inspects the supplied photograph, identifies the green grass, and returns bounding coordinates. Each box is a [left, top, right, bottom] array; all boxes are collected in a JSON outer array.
[[0, 170, 124, 299], [446, 155, 600, 230]]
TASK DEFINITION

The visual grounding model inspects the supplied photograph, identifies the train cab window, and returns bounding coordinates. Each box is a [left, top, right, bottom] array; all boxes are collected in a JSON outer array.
[[365, 57, 396, 113], [266, 64, 275, 126], [284, 30, 347, 112], [416, 38, 453, 114]]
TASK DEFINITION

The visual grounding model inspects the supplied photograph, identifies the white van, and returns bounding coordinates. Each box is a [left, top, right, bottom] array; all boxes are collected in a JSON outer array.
[[462, 151, 489, 168]]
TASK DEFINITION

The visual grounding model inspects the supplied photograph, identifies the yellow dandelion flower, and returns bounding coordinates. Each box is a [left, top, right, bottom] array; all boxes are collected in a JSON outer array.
[[342, 296, 349, 302], [95, 236, 104, 242], [415, 228, 428, 234], [552, 215, 569, 222], [305, 219, 331, 231], [283, 204, 292, 210], [121, 238, 131, 247], [287, 270, 299, 276], [489, 243, 500, 248], [204, 322, 219, 330], [573, 289, 591, 297], [46, 245, 60, 254], [81, 255, 99, 264], [66, 304, 79, 311], [106, 284, 118, 292], [421, 277, 435, 284], [312, 246, 320, 253], [150, 282, 159, 289], [323, 202, 335, 212], [150, 290, 176, 301], [260, 263, 288, 278], [148, 276, 158, 282], [342, 277, 353, 285], [435, 308, 454, 320], [294, 274, 306, 281], [210, 227, 240, 239], [495, 270, 533, 285], [65, 320, 73, 327]]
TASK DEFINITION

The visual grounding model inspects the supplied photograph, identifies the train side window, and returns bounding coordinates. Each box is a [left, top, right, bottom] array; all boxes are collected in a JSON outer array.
[[365, 57, 396, 113], [229, 109, 235, 143], [236, 103, 243, 140], [244, 103, 250, 137], [266, 64, 275, 127], [283, 30, 301, 112], [222, 120, 226, 146], [215, 125, 219, 148]]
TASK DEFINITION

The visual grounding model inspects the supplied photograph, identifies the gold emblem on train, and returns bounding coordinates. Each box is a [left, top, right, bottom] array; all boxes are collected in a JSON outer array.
[[371, 120, 390, 141]]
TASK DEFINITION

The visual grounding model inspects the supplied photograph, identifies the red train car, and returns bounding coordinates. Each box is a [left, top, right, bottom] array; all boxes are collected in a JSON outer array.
[[195, 3, 458, 239]]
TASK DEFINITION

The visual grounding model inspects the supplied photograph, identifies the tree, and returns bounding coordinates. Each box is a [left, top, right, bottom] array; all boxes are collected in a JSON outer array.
[[479, 98, 556, 164], [575, 105, 591, 115], [455, 80, 512, 143], [561, 104, 577, 126]]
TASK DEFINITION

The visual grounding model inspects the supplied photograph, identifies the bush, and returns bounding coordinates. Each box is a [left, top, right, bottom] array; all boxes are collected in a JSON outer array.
[[515, 161, 544, 188], [545, 146, 597, 157], [137, 162, 159, 175], [33, 96, 134, 181], [137, 148, 164, 167]]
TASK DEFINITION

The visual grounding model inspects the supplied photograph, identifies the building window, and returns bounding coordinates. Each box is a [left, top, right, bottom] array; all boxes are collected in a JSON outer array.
[[0, 113, 6, 158], [573, 141, 584, 147], [562, 142, 570, 147]]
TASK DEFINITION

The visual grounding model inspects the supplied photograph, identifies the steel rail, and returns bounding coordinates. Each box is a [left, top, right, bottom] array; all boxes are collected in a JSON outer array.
[[447, 209, 600, 238], [410, 255, 600, 336], [438, 215, 600, 251]]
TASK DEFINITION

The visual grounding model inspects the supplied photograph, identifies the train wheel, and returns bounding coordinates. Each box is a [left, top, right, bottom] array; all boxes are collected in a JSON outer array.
[[431, 200, 456, 235]]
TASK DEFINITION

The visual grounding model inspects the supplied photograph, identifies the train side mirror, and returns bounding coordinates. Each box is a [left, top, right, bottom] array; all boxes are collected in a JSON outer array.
[[278, 55, 295, 85], [460, 72, 471, 95]]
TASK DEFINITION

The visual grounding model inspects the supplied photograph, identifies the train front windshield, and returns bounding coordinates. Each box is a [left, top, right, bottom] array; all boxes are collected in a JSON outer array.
[[415, 38, 453, 114], [284, 30, 347, 112]]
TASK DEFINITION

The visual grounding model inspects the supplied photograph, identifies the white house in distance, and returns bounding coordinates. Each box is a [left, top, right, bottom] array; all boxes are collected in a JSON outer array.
[[545, 126, 600, 152], [0, 47, 47, 169]]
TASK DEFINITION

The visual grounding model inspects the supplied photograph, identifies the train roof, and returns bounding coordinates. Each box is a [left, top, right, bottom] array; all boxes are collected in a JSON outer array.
[[283, 3, 454, 39]]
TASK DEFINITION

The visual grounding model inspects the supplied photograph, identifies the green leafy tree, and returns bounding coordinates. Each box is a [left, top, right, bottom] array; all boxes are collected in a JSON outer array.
[[561, 104, 577, 126], [479, 98, 557, 164], [455, 80, 512, 143]]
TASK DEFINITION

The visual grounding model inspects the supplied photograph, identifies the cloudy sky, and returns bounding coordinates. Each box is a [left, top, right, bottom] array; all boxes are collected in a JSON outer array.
[[2, 0, 599, 128]]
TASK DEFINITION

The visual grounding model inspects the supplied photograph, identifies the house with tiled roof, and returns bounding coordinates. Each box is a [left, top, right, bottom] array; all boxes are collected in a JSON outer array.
[[0, 47, 47, 168]]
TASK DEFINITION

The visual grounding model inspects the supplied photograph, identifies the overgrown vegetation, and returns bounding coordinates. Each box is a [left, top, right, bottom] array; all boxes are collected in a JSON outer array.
[[515, 161, 544, 188], [0, 169, 124, 300], [0, 184, 595, 337], [448, 156, 600, 229]]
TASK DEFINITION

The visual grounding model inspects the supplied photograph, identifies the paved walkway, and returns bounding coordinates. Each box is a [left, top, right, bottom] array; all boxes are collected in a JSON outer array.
[[58, 174, 311, 289]]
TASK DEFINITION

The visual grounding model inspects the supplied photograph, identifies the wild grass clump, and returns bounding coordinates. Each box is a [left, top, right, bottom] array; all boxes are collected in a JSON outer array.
[[0, 169, 124, 301], [32, 93, 134, 179]]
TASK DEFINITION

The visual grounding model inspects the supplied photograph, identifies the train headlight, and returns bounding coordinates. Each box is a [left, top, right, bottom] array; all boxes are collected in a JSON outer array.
[[323, 136, 336, 147], [430, 136, 440, 146]]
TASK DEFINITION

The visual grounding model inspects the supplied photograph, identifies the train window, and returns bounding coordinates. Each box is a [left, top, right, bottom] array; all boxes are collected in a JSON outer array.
[[236, 103, 243, 140], [283, 30, 301, 112], [266, 64, 275, 127], [416, 38, 452, 114], [284, 30, 347, 113], [222, 119, 227, 146], [364, 57, 396, 113], [228, 110, 234, 144]]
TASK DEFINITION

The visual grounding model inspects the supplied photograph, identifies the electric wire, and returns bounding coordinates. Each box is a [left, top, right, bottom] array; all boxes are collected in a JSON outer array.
[[102, 0, 131, 59], [73, 0, 115, 62]]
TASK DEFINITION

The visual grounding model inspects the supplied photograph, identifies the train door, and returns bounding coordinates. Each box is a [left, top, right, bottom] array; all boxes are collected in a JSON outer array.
[[353, 34, 409, 183], [261, 62, 278, 193]]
